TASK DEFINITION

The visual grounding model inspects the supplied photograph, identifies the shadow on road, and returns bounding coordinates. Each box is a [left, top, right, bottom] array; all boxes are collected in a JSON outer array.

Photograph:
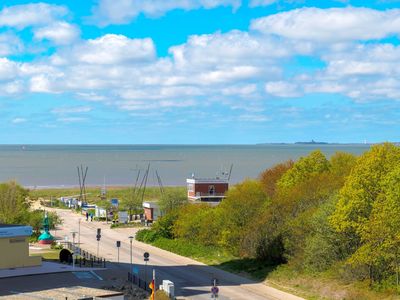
[[0, 258, 277, 298]]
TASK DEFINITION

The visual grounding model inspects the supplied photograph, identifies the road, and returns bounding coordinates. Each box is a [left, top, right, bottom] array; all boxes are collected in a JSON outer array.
[[53, 208, 303, 300]]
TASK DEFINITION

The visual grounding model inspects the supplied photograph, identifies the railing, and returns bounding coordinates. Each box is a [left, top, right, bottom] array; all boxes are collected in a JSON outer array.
[[192, 192, 226, 197], [64, 241, 106, 268], [128, 272, 151, 292]]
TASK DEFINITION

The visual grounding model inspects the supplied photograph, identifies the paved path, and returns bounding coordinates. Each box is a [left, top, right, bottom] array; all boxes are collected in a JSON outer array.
[[54, 208, 304, 300], [0, 261, 104, 279]]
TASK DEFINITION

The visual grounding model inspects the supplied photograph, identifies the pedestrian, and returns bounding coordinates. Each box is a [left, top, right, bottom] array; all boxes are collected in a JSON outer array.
[[86, 211, 89, 221], [90, 213, 93, 222]]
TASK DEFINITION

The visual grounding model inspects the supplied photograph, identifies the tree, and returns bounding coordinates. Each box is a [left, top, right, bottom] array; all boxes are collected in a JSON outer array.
[[0, 181, 29, 224], [330, 143, 400, 237], [277, 150, 330, 190], [217, 180, 267, 255], [330, 151, 357, 179], [259, 160, 294, 198], [348, 164, 400, 283], [158, 189, 187, 215]]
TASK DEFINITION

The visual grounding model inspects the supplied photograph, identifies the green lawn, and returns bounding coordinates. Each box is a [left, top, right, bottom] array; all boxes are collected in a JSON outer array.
[[31, 249, 61, 261]]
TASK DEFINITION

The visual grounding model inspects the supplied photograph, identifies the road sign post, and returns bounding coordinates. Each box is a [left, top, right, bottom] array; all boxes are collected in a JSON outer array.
[[211, 277, 219, 298], [144, 252, 150, 284], [116, 240, 121, 263], [96, 228, 101, 257]]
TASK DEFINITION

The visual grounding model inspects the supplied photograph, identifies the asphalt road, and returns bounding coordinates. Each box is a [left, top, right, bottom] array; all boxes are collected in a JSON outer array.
[[53, 208, 304, 300]]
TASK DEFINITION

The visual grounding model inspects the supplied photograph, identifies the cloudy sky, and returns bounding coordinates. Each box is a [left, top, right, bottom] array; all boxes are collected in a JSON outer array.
[[1, 0, 399, 144]]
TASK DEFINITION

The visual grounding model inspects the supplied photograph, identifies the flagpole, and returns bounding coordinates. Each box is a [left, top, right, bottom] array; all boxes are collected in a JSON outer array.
[[152, 268, 156, 300]]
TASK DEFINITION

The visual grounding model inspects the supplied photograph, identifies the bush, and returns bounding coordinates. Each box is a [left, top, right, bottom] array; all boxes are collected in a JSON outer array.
[[135, 229, 159, 243], [154, 289, 170, 300]]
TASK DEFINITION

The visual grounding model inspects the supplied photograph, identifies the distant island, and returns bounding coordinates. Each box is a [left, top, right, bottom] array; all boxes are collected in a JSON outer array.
[[295, 140, 328, 145]]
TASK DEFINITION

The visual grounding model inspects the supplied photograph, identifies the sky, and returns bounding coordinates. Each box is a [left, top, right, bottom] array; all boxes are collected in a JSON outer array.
[[0, 0, 399, 144]]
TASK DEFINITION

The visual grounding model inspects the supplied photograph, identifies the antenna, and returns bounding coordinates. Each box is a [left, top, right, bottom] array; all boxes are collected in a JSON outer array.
[[228, 164, 233, 181], [141, 163, 150, 203], [156, 170, 164, 196], [77, 165, 88, 204]]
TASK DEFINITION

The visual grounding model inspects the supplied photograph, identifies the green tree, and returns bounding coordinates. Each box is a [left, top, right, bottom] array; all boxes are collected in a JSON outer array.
[[173, 204, 213, 242], [158, 189, 187, 215], [277, 150, 330, 190], [329, 151, 357, 178], [0, 181, 29, 224], [218, 180, 267, 255], [349, 164, 400, 284], [330, 143, 400, 237]]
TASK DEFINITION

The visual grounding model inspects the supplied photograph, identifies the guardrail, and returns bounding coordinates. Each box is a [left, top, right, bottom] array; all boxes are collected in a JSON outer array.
[[63, 241, 106, 268]]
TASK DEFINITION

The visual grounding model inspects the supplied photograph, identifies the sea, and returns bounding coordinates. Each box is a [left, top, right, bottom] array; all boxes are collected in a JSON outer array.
[[0, 144, 371, 188]]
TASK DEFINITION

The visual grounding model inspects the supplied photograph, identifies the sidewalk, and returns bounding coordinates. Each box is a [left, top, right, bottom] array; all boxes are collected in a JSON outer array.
[[0, 261, 105, 279]]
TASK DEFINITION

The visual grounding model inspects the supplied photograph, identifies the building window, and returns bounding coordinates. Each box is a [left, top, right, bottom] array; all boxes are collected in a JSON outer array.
[[208, 185, 215, 195]]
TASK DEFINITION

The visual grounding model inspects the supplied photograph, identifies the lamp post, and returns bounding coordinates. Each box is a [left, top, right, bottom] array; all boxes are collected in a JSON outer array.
[[71, 230, 77, 269], [78, 219, 81, 246], [128, 236, 133, 273]]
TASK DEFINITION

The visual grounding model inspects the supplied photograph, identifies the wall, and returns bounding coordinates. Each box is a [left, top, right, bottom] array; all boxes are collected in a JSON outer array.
[[0, 237, 41, 269]]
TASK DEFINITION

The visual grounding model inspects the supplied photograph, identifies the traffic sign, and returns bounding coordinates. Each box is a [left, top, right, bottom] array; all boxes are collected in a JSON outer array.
[[211, 286, 219, 295], [116, 241, 121, 247], [144, 252, 150, 262]]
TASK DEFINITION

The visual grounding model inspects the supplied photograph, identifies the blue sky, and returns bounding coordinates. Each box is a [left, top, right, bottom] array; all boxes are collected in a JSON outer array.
[[0, 0, 399, 144]]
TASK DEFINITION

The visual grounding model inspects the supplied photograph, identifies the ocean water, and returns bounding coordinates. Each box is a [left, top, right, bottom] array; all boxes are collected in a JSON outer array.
[[0, 144, 370, 188]]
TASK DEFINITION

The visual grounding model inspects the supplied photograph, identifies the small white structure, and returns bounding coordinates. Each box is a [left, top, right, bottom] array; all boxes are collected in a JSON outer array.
[[160, 280, 175, 298], [118, 211, 128, 223], [95, 206, 107, 218], [143, 201, 160, 222]]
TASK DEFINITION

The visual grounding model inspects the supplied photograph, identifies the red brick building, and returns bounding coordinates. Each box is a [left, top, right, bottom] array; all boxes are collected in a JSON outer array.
[[186, 178, 229, 202]]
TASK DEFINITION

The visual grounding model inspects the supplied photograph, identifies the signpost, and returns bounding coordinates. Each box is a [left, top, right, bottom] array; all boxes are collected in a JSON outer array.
[[116, 240, 121, 263], [144, 252, 150, 283], [96, 228, 101, 257], [211, 278, 219, 298]]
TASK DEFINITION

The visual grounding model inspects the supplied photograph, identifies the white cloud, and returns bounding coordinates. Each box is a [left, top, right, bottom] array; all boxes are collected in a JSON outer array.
[[0, 33, 24, 56], [11, 118, 27, 124], [91, 0, 241, 26], [66, 34, 156, 65], [0, 58, 19, 80], [239, 114, 270, 122], [252, 7, 400, 42], [34, 22, 80, 45], [170, 30, 291, 69], [57, 117, 87, 123], [265, 81, 301, 97], [0, 3, 67, 29], [249, 0, 277, 7], [52, 106, 92, 114]]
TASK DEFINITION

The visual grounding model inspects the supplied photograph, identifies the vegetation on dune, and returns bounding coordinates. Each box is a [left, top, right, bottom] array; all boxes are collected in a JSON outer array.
[[136, 143, 400, 299], [0, 181, 62, 241]]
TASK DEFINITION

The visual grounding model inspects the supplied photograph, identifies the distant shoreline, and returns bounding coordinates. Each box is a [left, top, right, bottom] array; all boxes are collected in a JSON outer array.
[[25, 184, 185, 190]]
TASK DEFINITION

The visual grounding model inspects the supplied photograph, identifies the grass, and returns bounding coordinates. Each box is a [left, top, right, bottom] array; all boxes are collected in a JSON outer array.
[[29, 186, 186, 205], [110, 222, 144, 229], [31, 249, 61, 261], [139, 235, 236, 265]]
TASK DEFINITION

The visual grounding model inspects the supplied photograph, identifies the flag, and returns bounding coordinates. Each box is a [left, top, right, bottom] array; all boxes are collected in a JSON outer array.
[[149, 279, 155, 300]]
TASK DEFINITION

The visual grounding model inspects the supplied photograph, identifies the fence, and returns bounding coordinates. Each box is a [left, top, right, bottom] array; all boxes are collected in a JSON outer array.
[[127, 272, 151, 292], [63, 241, 106, 268]]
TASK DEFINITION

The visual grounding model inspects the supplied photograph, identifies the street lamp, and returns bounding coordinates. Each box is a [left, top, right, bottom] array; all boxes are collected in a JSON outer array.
[[128, 236, 134, 273], [71, 230, 77, 269], [78, 219, 81, 247]]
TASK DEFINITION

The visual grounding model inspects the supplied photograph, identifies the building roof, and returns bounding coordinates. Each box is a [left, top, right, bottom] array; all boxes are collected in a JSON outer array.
[[0, 224, 25, 228], [186, 178, 228, 184]]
